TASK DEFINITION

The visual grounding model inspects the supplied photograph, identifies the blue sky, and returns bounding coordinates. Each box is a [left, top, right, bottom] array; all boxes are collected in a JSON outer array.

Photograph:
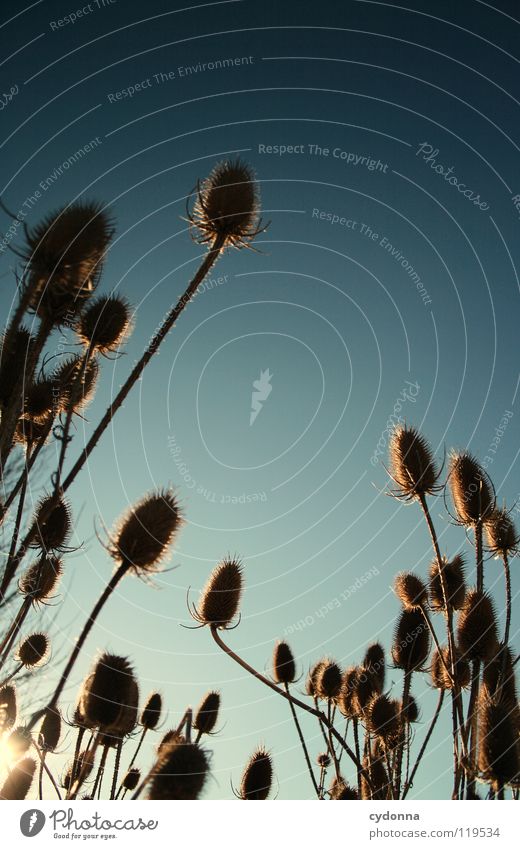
[[1, 0, 519, 799]]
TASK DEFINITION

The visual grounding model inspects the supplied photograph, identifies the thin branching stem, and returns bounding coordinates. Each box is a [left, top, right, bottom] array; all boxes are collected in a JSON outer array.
[[402, 689, 445, 799], [283, 682, 320, 797]]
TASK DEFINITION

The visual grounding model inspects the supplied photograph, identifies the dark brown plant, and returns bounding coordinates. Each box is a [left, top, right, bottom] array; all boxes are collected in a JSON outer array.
[[193, 691, 220, 736], [391, 609, 431, 671], [272, 640, 296, 685], [110, 489, 181, 573], [194, 557, 243, 628], [457, 589, 499, 663], [388, 424, 439, 499], [0, 757, 36, 799], [147, 740, 209, 800], [239, 747, 273, 800], [428, 554, 466, 612], [77, 294, 132, 353], [449, 452, 494, 525]]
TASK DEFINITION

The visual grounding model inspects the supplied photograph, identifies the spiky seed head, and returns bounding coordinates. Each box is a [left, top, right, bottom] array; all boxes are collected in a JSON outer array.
[[394, 572, 428, 610], [353, 669, 380, 717], [23, 201, 114, 324], [80, 654, 138, 734], [111, 490, 181, 573], [272, 640, 296, 685], [431, 646, 470, 691], [316, 660, 342, 701], [193, 691, 221, 735], [337, 666, 360, 718], [15, 415, 53, 446], [122, 767, 141, 791], [485, 509, 518, 556], [367, 694, 400, 741], [361, 752, 390, 800], [389, 424, 438, 499], [141, 692, 162, 730], [305, 661, 325, 697], [29, 496, 72, 552], [70, 748, 95, 788], [24, 378, 57, 423], [20, 555, 63, 603], [0, 685, 17, 732], [39, 708, 61, 753], [0, 757, 36, 800], [77, 294, 132, 353], [401, 694, 419, 724], [9, 726, 33, 759], [317, 753, 331, 768], [449, 452, 494, 525], [482, 645, 518, 708], [190, 159, 262, 249], [156, 730, 184, 756], [0, 327, 35, 407], [478, 700, 520, 787], [239, 747, 273, 800], [428, 555, 466, 612], [197, 557, 243, 628], [391, 609, 431, 671], [457, 589, 499, 663], [363, 643, 386, 692], [54, 356, 99, 414], [111, 676, 139, 738], [330, 778, 359, 800], [147, 740, 209, 800], [17, 633, 49, 667]]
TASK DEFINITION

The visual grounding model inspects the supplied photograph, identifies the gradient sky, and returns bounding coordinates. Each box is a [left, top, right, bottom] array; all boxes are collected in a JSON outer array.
[[1, 0, 519, 800]]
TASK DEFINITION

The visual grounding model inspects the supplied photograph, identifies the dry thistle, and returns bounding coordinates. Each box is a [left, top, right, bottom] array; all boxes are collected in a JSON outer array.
[[361, 750, 390, 800], [484, 509, 518, 556], [482, 645, 518, 708], [24, 377, 58, 424], [272, 640, 296, 685], [55, 355, 99, 415], [141, 692, 162, 731], [29, 495, 72, 552], [110, 490, 181, 574], [80, 654, 138, 734], [388, 424, 440, 500], [0, 684, 17, 731], [122, 767, 140, 792], [0, 757, 36, 800], [394, 572, 428, 610], [20, 555, 63, 604], [353, 669, 381, 717], [431, 646, 470, 690], [428, 555, 466, 612], [305, 661, 325, 698], [147, 740, 209, 800], [448, 452, 494, 525], [77, 294, 132, 354], [337, 666, 360, 718], [39, 708, 61, 753], [363, 643, 386, 692], [478, 700, 519, 789], [193, 691, 220, 736], [367, 694, 400, 741], [188, 159, 264, 249], [239, 747, 273, 800], [317, 753, 331, 768], [401, 694, 419, 724], [17, 632, 49, 667], [193, 557, 243, 628], [316, 659, 342, 701], [457, 589, 499, 663], [0, 327, 35, 408], [391, 609, 431, 671], [330, 777, 359, 800]]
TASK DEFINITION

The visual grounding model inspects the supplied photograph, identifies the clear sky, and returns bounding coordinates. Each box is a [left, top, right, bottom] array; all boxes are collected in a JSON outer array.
[[1, 0, 519, 799]]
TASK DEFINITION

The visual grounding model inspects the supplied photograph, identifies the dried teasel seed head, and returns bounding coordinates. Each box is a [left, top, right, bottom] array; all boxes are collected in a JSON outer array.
[[23, 201, 114, 325], [148, 740, 209, 800], [80, 654, 138, 734], [401, 694, 420, 724], [54, 355, 99, 415], [428, 555, 466, 612], [193, 691, 221, 736], [457, 589, 499, 663], [337, 666, 360, 718], [431, 647, 470, 691], [391, 608, 431, 671], [39, 708, 61, 753], [478, 700, 520, 788], [0, 684, 17, 732], [24, 377, 58, 424], [449, 451, 494, 525], [20, 555, 63, 603], [196, 557, 243, 628], [9, 726, 33, 759], [122, 767, 141, 791], [305, 661, 325, 698], [157, 730, 184, 756], [330, 777, 359, 799], [29, 495, 72, 552], [0, 326, 35, 408], [317, 753, 331, 768], [15, 415, 53, 447], [77, 294, 132, 353], [272, 640, 296, 685], [189, 159, 263, 249], [17, 632, 49, 667], [485, 509, 518, 556], [367, 694, 400, 741], [361, 751, 391, 800], [363, 643, 386, 692], [353, 669, 381, 717], [482, 645, 518, 708], [389, 424, 439, 499], [239, 747, 273, 800], [394, 572, 428, 611], [141, 692, 162, 730], [316, 659, 342, 701], [111, 489, 181, 573], [0, 757, 36, 800], [111, 676, 139, 738]]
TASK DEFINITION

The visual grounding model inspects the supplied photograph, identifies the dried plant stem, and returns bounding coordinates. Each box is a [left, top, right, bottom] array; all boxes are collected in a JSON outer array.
[[116, 727, 146, 799], [502, 552, 511, 649], [475, 519, 484, 593], [92, 744, 109, 800], [1, 424, 52, 523], [53, 348, 93, 496], [284, 682, 320, 797], [402, 689, 445, 799], [395, 670, 412, 797], [0, 597, 31, 667], [353, 717, 362, 795], [110, 740, 123, 800], [326, 700, 341, 781], [465, 659, 481, 798], [32, 740, 62, 800], [69, 726, 85, 790]]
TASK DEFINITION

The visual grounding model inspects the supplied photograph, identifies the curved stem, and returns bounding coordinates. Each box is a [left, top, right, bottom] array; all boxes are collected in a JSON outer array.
[[116, 727, 146, 799], [402, 689, 445, 799], [284, 682, 320, 798], [502, 552, 511, 649]]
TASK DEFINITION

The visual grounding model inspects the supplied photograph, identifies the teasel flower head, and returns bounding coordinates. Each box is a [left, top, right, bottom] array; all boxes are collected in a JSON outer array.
[[15, 415, 52, 447], [317, 753, 331, 768], [192, 557, 243, 629], [428, 554, 466, 612], [363, 643, 386, 692], [448, 451, 494, 525], [388, 424, 440, 500], [482, 644, 518, 708], [110, 489, 182, 575], [457, 589, 499, 663], [0, 757, 36, 800], [54, 355, 99, 415], [29, 495, 72, 553], [141, 692, 162, 730], [122, 768, 141, 792], [0, 684, 17, 732], [239, 747, 273, 800], [402, 694, 419, 724], [22, 201, 114, 326], [431, 646, 470, 690], [17, 632, 49, 668], [484, 508, 519, 557], [20, 555, 63, 605], [193, 691, 221, 736], [77, 294, 132, 354], [394, 571, 428, 611], [24, 377, 58, 424], [39, 708, 61, 753], [272, 640, 296, 685], [187, 159, 265, 250], [305, 661, 325, 698], [391, 608, 431, 671], [361, 750, 390, 800], [337, 666, 360, 718], [316, 659, 342, 701], [330, 777, 359, 800], [353, 668, 381, 717], [148, 739, 209, 800], [157, 730, 184, 756], [80, 653, 139, 735], [9, 726, 33, 759], [367, 694, 400, 742], [0, 326, 35, 408], [478, 699, 520, 788]]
